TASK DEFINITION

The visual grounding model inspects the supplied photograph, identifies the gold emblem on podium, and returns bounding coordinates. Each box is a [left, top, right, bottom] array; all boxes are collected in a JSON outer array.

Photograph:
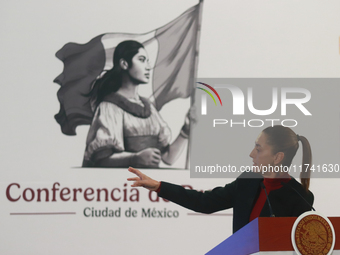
[[292, 212, 335, 255]]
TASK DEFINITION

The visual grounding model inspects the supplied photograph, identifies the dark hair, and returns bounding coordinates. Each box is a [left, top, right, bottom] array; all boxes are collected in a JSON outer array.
[[88, 40, 144, 107], [262, 125, 312, 191]]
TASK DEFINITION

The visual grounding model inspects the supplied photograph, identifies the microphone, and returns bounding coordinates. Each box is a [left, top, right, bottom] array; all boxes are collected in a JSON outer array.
[[281, 182, 315, 211], [260, 182, 275, 217]]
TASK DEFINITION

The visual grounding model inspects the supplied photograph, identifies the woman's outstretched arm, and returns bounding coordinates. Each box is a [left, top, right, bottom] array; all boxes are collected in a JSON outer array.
[[127, 167, 235, 214], [127, 167, 160, 191]]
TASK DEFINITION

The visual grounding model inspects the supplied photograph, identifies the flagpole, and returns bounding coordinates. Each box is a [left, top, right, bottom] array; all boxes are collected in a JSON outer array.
[[185, 0, 204, 169]]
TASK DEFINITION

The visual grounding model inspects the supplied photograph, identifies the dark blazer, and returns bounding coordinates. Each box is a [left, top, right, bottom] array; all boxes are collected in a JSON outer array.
[[158, 171, 314, 233]]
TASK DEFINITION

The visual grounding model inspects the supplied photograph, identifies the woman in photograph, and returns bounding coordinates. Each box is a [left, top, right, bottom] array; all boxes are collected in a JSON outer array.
[[127, 125, 314, 233], [83, 40, 190, 168]]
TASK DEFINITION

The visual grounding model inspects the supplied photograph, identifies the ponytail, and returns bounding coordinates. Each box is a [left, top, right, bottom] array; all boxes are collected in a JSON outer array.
[[88, 67, 122, 109], [298, 135, 312, 191], [263, 126, 313, 191]]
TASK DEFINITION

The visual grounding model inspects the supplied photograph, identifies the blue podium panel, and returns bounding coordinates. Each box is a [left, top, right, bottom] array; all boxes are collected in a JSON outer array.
[[206, 218, 260, 255]]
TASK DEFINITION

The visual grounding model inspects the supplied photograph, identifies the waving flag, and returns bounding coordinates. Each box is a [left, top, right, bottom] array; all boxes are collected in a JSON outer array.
[[54, 1, 203, 135]]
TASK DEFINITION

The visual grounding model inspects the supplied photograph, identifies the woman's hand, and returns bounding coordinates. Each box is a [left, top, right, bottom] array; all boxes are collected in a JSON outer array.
[[127, 167, 160, 191], [134, 148, 161, 167]]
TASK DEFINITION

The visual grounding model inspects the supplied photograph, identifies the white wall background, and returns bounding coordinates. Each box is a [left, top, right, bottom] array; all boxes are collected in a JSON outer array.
[[1, 0, 340, 254]]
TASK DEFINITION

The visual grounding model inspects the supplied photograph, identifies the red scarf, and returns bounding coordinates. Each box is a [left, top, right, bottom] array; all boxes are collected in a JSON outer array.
[[249, 173, 291, 222]]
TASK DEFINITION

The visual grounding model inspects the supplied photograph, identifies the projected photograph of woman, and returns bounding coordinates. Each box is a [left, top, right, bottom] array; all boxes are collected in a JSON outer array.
[[82, 40, 190, 168], [54, 4, 201, 169]]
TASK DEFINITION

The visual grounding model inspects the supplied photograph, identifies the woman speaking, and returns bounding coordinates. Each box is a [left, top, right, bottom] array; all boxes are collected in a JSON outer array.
[[127, 125, 314, 233]]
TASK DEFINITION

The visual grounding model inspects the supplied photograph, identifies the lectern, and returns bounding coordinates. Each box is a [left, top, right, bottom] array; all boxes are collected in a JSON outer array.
[[206, 217, 340, 255]]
